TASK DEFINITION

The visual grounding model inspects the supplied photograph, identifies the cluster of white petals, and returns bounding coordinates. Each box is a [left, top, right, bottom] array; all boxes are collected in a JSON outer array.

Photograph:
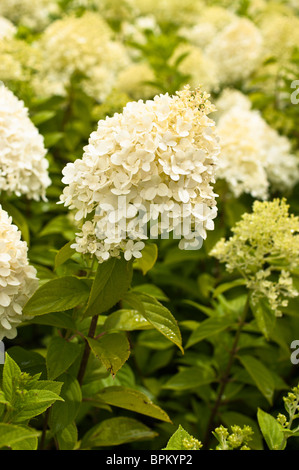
[[259, 13, 299, 65], [132, 0, 204, 25], [205, 18, 263, 85], [0, 206, 38, 340], [0, 16, 17, 40], [0, 85, 51, 200], [179, 6, 236, 49], [60, 86, 220, 263], [215, 90, 299, 199], [33, 12, 130, 102], [0, 0, 59, 30]]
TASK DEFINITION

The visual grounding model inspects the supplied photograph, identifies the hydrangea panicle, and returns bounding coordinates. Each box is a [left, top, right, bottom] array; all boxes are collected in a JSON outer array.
[[33, 12, 130, 102], [211, 199, 299, 316], [0, 206, 38, 340], [215, 90, 299, 199], [60, 86, 220, 263], [0, 85, 51, 200]]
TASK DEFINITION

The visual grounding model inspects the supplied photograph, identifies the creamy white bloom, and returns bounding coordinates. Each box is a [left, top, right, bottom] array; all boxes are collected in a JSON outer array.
[[259, 13, 299, 65], [179, 6, 236, 49], [132, 0, 205, 25], [215, 92, 299, 199], [60, 87, 220, 262], [0, 206, 38, 340], [206, 18, 263, 85], [0, 85, 51, 200], [0, 0, 59, 30], [0, 16, 17, 40], [33, 12, 130, 102]]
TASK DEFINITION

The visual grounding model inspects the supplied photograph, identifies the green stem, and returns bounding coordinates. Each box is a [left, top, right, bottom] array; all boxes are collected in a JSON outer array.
[[203, 294, 250, 449], [77, 314, 99, 386]]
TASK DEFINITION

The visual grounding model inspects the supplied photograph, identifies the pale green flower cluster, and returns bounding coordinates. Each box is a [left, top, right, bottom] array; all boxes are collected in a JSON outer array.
[[211, 199, 299, 316], [182, 436, 202, 450], [277, 384, 299, 429], [213, 425, 253, 451], [0, 38, 40, 85]]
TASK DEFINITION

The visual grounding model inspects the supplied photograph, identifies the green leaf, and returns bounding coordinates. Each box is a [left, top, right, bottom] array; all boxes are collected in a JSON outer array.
[[49, 374, 82, 434], [55, 240, 76, 269], [87, 333, 130, 376], [94, 386, 171, 422], [251, 298, 276, 340], [238, 355, 275, 405], [257, 408, 286, 450], [124, 292, 183, 353], [12, 389, 64, 423], [2, 354, 21, 402], [56, 422, 78, 450], [133, 284, 169, 301], [186, 317, 235, 349], [23, 276, 90, 316], [104, 309, 151, 331], [0, 424, 39, 450], [31, 110, 56, 125], [5, 347, 46, 377], [46, 337, 81, 380], [81, 417, 157, 449], [30, 311, 77, 330], [43, 132, 64, 148], [163, 365, 215, 391], [84, 257, 133, 317], [39, 215, 75, 240], [164, 425, 200, 450], [133, 243, 158, 275], [213, 279, 246, 297]]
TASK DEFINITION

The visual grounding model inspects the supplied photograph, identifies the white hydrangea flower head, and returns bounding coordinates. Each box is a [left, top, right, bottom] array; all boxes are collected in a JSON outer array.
[[214, 88, 252, 117], [179, 6, 236, 48], [259, 13, 299, 66], [215, 93, 299, 199], [205, 18, 263, 85], [132, 0, 205, 25], [0, 85, 51, 200], [170, 44, 220, 93], [0, 205, 38, 340], [60, 86, 220, 263], [0, 0, 59, 30], [0, 16, 17, 40], [67, 0, 136, 24], [33, 12, 130, 102]]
